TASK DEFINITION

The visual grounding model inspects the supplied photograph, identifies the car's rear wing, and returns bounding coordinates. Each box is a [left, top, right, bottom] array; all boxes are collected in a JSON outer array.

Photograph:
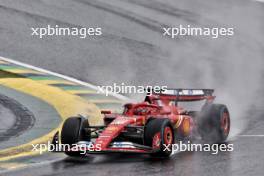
[[161, 89, 214, 96], [146, 88, 215, 102]]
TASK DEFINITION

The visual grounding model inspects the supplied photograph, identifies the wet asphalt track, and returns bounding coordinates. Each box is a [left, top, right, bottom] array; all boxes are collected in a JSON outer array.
[[0, 0, 264, 175]]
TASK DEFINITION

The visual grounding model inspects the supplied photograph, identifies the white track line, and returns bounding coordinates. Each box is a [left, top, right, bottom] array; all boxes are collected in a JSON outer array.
[[239, 134, 264, 137], [0, 56, 129, 101], [254, 0, 264, 2]]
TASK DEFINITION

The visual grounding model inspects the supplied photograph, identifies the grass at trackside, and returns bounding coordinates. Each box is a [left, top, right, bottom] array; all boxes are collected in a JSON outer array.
[[0, 70, 24, 79]]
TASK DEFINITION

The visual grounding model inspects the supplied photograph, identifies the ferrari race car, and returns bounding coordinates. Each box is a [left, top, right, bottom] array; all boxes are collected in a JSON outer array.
[[52, 89, 230, 157]]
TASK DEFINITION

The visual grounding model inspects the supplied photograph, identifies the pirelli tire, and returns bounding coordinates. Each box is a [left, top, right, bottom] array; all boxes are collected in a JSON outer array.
[[144, 118, 174, 157], [61, 117, 90, 157], [198, 104, 230, 143]]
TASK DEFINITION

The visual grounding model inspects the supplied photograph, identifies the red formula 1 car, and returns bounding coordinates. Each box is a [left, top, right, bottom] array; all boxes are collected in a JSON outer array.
[[52, 89, 230, 157]]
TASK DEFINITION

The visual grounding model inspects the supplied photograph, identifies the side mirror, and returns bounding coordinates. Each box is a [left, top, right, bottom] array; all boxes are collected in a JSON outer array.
[[101, 110, 111, 114], [160, 108, 171, 115], [160, 110, 170, 115]]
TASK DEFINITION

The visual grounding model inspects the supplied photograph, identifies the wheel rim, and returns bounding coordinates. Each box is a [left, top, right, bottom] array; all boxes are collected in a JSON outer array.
[[221, 112, 230, 135], [152, 132, 161, 149], [164, 127, 173, 145]]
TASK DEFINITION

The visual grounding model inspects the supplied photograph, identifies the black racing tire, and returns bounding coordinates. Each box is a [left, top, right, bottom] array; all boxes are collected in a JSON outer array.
[[61, 117, 90, 156], [144, 118, 174, 157], [198, 104, 230, 143]]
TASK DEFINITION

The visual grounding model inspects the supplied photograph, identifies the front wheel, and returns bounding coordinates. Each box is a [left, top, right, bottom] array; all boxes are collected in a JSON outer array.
[[61, 117, 90, 156], [144, 118, 174, 157]]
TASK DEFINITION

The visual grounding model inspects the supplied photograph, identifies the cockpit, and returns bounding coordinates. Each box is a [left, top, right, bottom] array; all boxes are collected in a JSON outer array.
[[123, 103, 160, 116]]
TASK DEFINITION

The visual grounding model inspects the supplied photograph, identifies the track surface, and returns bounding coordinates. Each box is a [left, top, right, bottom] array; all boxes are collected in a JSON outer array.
[[0, 102, 16, 143], [0, 94, 35, 145], [0, 0, 264, 175]]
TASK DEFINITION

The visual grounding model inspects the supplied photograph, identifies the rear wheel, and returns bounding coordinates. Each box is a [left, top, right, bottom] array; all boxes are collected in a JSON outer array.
[[61, 117, 90, 156], [144, 118, 174, 157], [198, 104, 230, 143]]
